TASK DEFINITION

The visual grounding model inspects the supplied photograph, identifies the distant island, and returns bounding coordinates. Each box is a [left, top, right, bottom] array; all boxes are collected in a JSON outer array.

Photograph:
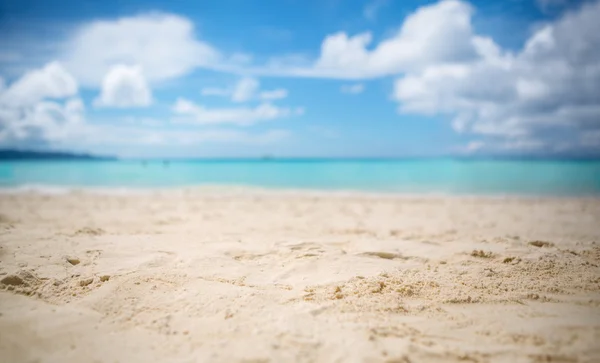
[[0, 149, 116, 161]]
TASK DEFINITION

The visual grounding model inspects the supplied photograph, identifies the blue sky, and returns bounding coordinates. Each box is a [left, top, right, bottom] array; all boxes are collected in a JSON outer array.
[[0, 0, 598, 158]]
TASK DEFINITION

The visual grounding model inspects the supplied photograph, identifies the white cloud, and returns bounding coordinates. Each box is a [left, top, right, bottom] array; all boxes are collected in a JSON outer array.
[[3, 0, 598, 156], [0, 62, 83, 148], [391, 0, 600, 153], [201, 77, 288, 102], [0, 97, 86, 147], [172, 98, 300, 126], [7, 5, 479, 82], [226, 0, 477, 79], [341, 83, 365, 94], [318, 0, 475, 76], [0, 63, 291, 151], [457, 138, 549, 155], [74, 125, 290, 147], [62, 13, 219, 87], [9, 2, 480, 82], [259, 88, 288, 100], [127, 129, 290, 146], [231, 77, 259, 102], [201, 87, 230, 97], [122, 117, 164, 127], [0, 62, 78, 106], [94, 65, 152, 108], [464, 141, 484, 152]]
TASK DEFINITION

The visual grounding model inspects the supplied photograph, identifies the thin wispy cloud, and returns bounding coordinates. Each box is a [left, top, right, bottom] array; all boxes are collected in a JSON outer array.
[[363, 0, 389, 21], [259, 88, 288, 101], [201, 77, 288, 103], [341, 83, 365, 94], [172, 98, 301, 126]]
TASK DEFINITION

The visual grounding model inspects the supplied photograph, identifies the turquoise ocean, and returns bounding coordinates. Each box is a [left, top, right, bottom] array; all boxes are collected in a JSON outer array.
[[1, 159, 599, 196]]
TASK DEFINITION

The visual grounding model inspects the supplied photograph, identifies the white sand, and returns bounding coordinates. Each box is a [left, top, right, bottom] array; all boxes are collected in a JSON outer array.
[[0, 189, 599, 362]]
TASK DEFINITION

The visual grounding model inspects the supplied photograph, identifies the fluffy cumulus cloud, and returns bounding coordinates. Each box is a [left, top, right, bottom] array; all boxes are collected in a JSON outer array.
[[0, 63, 292, 150], [0, 62, 85, 147], [390, 0, 600, 155], [172, 98, 302, 126], [324, 0, 476, 75], [224, 0, 596, 155], [0, 62, 78, 106], [201, 77, 288, 102], [247, 0, 477, 79], [2, 0, 597, 156], [52, 2, 482, 82], [0, 97, 86, 148], [94, 65, 152, 108], [0, 62, 148, 149], [62, 13, 219, 87]]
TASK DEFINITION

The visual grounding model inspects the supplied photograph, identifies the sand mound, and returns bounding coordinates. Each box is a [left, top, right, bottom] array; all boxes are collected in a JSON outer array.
[[302, 246, 600, 314]]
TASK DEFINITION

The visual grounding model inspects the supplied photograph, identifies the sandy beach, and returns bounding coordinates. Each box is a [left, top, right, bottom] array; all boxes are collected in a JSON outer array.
[[0, 189, 599, 362]]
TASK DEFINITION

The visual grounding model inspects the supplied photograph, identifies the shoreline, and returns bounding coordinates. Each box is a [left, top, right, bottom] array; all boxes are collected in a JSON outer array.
[[1, 183, 599, 200]]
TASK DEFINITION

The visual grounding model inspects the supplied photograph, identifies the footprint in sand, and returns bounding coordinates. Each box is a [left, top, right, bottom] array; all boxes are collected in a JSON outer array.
[[359, 251, 405, 260], [73, 227, 105, 236], [528, 240, 555, 248]]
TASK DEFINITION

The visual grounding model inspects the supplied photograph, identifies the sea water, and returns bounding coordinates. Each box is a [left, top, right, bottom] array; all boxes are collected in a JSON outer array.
[[0, 159, 599, 196]]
